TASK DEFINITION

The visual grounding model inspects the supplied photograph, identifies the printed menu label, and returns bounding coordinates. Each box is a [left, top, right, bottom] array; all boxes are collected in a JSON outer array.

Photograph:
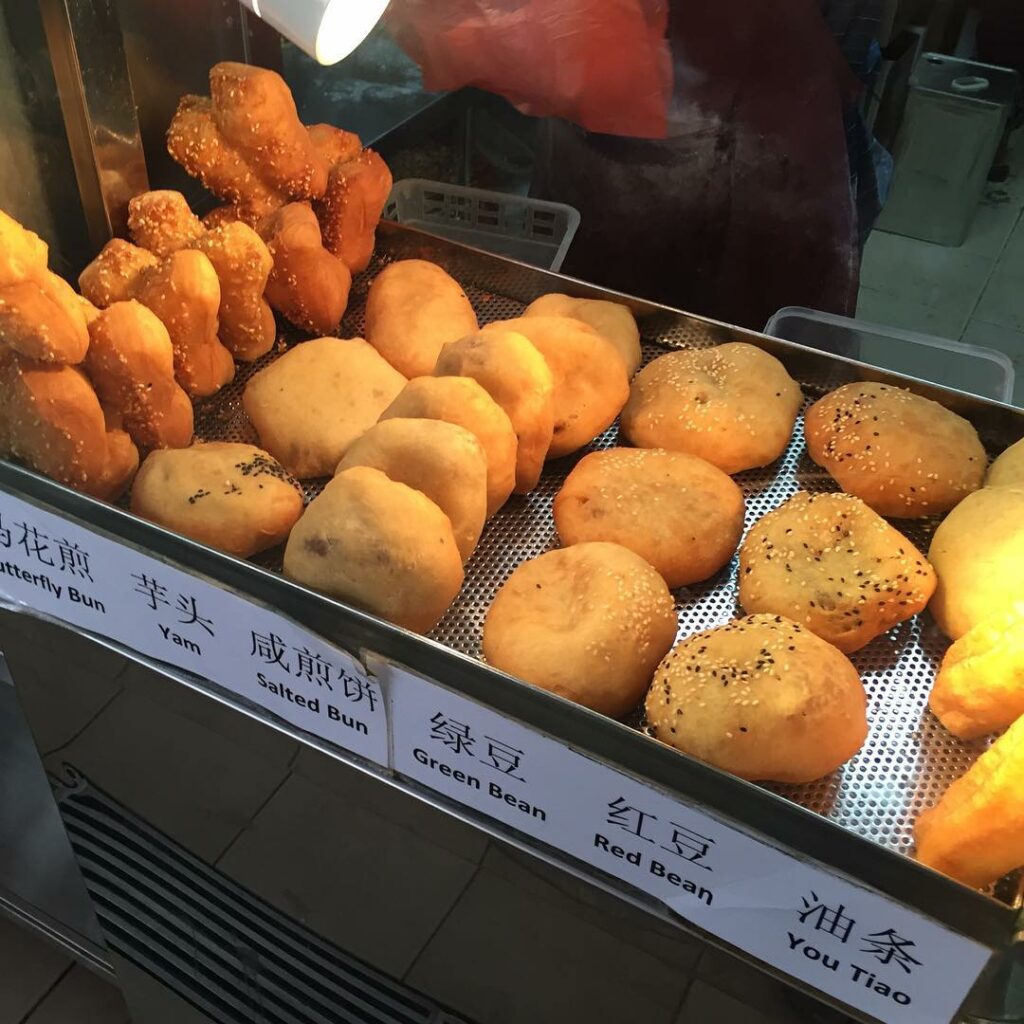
[[383, 662, 990, 1024], [0, 490, 387, 766]]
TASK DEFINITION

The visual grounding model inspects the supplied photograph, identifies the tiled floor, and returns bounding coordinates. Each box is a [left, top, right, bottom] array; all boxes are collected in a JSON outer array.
[[0, 916, 129, 1024], [858, 128, 1024, 406]]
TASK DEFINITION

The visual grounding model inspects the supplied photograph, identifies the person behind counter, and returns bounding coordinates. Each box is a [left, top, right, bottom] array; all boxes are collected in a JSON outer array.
[[532, 0, 887, 330], [391, 0, 887, 332]]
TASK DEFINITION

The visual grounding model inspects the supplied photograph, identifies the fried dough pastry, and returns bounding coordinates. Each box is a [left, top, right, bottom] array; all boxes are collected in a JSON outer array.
[[987, 436, 1024, 488], [930, 604, 1024, 740], [0, 210, 89, 364], [84, 301, 193, 450], [928, 485, 1024, 639], [316, 147, 392, 274], [0, 208, 48, 287], [167, 63, 327, 224], [804, 382, 986, 517], [0, 350, 138, 499], [258, 203, 351, 335], [128, 190, 275, 361], [79, 240, 235, 397], [916, 714, 1024, 887]]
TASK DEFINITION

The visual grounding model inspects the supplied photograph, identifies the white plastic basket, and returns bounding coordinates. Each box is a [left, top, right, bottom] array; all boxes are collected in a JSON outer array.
[[765, 306, 1015, 404], [383, 178, 580, 271]]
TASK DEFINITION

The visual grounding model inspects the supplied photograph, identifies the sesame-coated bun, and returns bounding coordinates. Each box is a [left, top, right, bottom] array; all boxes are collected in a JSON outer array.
[[804, 382, 985, 518], [739, 491, 935, 653], [482, 542, 677, 717], [646, 614, 868, 783], [553, 448, 744, 588], [131, 442, 303, 557], [620, 342, 802, 475]]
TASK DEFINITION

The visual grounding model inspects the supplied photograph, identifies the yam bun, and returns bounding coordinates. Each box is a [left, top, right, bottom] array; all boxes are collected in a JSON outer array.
[[481, 316, 628, 459], [524, 293, 641, 376], [380, 376, 516, 516], [365, 259, 478, 378], [132, 442, 303, 557]]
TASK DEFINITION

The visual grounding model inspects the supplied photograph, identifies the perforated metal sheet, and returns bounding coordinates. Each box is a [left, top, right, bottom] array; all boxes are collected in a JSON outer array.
[[192, 237, 1020, 901]]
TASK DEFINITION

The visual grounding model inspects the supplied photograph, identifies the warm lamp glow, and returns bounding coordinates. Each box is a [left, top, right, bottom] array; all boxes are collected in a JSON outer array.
[[238, 0, 390, 66]]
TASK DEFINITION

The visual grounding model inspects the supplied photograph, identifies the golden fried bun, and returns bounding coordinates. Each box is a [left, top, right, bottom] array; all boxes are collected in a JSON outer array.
[[243, 337, 406, 479], [987, 436, 1024, 488], [0, 352, 130, 498], [481, 316, 629, 458], [915, 714, 1024, 888], [482, 542, 677, 717], [621, 343, 802, 474], [284, 466, 464, 634], [131, 442, 303, 557], [336, 418, 487, 562], [380, 376, 517, 516], [554, 448, 744, 588], [85, 300, 194, 450], [524, 293, 641, 376], [646, 615, 867, 783], [433, 330, 554, 492], [364, 260, 478, 378], [739, 491, 935, 653], [0, 209, 48, 288], [928, 485, 1024, 639], [930, 604, 1024, 740], [804, 382, 985, 517]]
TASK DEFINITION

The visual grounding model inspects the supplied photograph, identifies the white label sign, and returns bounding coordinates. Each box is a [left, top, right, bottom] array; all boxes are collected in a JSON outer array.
[[0, 489, 387, 766], [383, 663, 990, 1024]]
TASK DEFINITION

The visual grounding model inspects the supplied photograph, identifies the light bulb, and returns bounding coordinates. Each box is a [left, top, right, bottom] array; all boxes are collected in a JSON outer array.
[[238, 0, 390, 66]]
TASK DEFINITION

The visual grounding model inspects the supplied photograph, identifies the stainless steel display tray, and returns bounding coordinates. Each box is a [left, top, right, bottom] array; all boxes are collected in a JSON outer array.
[[2, 222, 1022, 953]]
